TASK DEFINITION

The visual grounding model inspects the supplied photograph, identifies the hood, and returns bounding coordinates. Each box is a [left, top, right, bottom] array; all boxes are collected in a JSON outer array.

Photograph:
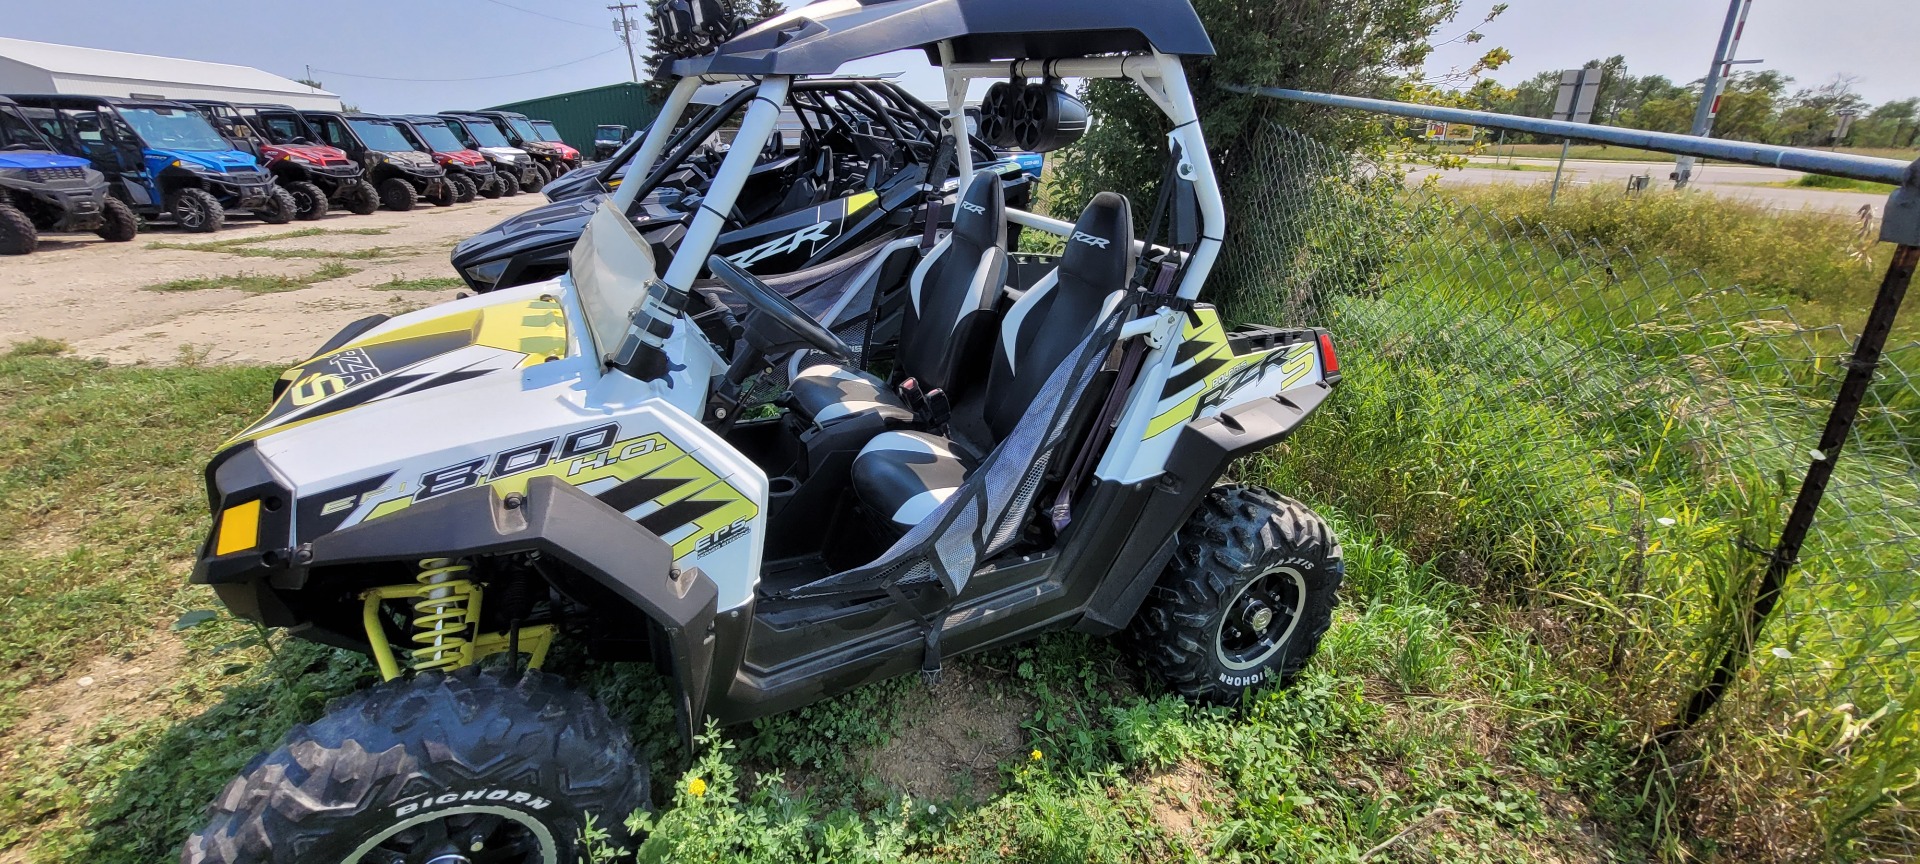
[[378, 149, 440, 170], [548, 142, 580, 161], [480, 146, 529, 161], [0, 149, 91, 171], [433, 149, 488, 167], [541, 165, 609, 202], [263, 143, 354, 166], [523, 141, 565, 157], [159, 149, 263, 173], [234, 289, 572, 449], [452, 194, 605, 264]]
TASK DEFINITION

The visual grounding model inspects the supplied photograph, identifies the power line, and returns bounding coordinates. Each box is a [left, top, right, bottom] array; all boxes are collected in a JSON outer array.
[[477, 0, 604, 30], [312, 47, 622, 83]]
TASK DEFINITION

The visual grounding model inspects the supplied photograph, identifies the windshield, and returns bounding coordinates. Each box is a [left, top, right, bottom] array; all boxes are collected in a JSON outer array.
[[412, 121, 466, 153], [0, 108, 50, 150], [506, 117, 540, 142], [348, 119, 415, 152], [531, 120, 563, 142], [595, 127, 622, 142], [119, 106, 231, 151], [451, 117, 509, 148]]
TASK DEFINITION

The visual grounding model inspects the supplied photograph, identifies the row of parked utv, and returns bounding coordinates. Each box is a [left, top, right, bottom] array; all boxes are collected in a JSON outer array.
[[0, 93, 581, 255]]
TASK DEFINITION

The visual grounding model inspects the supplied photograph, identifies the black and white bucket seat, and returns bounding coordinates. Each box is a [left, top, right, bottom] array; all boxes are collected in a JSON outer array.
[[785, 171, 1010, 426], [851, 192, 1137, 534]]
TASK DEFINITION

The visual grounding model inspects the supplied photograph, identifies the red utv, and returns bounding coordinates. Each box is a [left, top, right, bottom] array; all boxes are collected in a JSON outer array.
[[183, 100, 379, 219]]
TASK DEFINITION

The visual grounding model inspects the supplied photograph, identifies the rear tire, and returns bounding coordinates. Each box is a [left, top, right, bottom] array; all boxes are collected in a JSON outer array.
[[498, 172, 521, 197], [452, 174, 478, 203], [378, 177, 417, 212], [342, 180, 380, 216], [255, 186, 297, 224], [287, 181, 329, 221], [95, 197, 138, 242], [168, 188, 224, 233], [0, 203, 37, 255], [1128, 486, 1342, 704], [479, 175, 504, 199], [180, 669, 646, 864]]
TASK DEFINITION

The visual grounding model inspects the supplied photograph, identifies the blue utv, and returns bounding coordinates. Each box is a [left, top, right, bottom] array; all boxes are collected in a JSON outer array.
[[9, 94, 295, 233], [0, 96, 138, 254]]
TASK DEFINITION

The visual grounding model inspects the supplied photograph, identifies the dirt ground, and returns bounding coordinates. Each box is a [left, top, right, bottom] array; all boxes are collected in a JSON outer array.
[[0, 196, 547, 366]]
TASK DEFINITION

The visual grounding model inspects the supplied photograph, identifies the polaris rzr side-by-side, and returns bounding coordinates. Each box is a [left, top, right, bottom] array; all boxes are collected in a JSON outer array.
[[181, 2, 1343, 862], [0, 95, 137, 254], [183, 100, 381, 218], [302, 110, 455, 211], [390, 114, 497, 203], [439, 111, 539, 195], [10, 94, 294, 232], [450, 76, 1037, 294]]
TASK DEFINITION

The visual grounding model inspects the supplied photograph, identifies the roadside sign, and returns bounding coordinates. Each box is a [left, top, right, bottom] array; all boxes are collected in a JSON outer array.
[[1552, 66, 1601, 124]]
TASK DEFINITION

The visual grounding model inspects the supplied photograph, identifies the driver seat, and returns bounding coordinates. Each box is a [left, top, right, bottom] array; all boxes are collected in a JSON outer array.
[[850, 192, 1136, 534], [784, 171, 1009, 426]]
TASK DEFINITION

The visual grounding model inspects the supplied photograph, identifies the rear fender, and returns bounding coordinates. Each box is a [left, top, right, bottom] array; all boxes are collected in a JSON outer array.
[[305, 476, 719, 741]]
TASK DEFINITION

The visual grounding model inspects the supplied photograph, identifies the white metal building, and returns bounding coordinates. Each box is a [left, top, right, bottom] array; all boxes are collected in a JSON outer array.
[[0, 37, 342, 110]]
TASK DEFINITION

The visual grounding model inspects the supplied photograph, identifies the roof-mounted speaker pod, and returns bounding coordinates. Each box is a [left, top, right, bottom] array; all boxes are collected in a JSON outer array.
[[1014, 78, 1088, 153], [979, 81, 1021, 149]]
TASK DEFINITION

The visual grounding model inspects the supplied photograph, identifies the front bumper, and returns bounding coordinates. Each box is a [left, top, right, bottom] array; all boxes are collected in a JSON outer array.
[[3, 176, 111, 231], [202, 171, 275, 208]]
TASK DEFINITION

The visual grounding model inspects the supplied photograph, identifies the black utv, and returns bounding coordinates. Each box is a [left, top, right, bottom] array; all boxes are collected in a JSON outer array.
[[446, 109, 578, 189], [0, 95, 138, 254], [10, 94, 294, 232], [450, 77, 1038, 293], [182, 100, 381, 218], [300, 110, 455, 211]]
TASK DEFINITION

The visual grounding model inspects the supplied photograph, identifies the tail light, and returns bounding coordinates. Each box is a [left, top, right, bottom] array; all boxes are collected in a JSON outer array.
[[1317, 331, 1340, 379]]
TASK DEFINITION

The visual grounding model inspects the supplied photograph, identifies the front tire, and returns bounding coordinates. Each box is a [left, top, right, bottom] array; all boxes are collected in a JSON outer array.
[[0, 203, 37, 255], [169, 188, 225, 233], [498, 172, 521, 197], [255, 186, 297, 224], [479, 175, 504, 199], [342, 180, 381, 216], [379, 177, 417, 212], [452, 174, 478, 203], [95, 196, 139, 241], [1129, 486, 1342, 704], [287, 180, 330, 221], [426, 177, 457, 208], [181, 669, 646, 864]]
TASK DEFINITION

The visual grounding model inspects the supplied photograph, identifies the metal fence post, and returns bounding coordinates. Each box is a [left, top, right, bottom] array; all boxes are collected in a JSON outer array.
[[1675, 159, 1920, 727]]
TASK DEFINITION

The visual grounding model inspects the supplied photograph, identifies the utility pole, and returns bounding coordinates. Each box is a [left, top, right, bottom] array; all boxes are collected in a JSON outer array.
[[610, 2, 641, 83], [1674, 0, 1754, 188]]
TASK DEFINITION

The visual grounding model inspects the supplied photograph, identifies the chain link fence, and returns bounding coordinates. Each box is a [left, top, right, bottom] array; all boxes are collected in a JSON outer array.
[[1211, 120, 1918, 857]]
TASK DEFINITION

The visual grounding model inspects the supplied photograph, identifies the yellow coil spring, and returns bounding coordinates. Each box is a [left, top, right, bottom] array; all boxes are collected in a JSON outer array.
[[411, 558, 475, 672]]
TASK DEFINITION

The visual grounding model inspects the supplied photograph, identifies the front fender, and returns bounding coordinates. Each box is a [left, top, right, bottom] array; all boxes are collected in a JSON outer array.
[[306, 476, 719, 740]]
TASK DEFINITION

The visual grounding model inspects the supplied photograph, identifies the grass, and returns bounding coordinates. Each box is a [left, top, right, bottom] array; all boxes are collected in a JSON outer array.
[[1785, 175, 1899, 195], [147, 227, 396, 261], [0, 349, 1663, 864], [144, 262, 358, 294], [373, 275, 466, 292]]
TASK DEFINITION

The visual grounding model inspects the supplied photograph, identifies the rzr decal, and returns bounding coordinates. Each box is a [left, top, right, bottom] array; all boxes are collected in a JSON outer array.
[[726, 220, 833, 269], [1144, 308, 1321, 440]]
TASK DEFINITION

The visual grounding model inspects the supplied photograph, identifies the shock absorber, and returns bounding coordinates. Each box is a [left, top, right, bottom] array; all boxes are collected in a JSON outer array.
[[411, 558, 475, 672]]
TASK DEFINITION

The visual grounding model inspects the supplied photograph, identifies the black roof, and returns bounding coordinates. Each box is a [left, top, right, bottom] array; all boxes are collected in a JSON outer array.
[[394, 114, 453, 125], [5, 93, 201, 111], [685, 0, 1213, 77]]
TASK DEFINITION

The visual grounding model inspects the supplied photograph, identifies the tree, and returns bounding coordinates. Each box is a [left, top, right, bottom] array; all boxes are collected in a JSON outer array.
[[1050, 0, 1481, 313]]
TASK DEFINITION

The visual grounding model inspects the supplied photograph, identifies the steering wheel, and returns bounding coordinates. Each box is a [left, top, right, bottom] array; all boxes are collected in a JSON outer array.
[[706, 255, 856, 363]]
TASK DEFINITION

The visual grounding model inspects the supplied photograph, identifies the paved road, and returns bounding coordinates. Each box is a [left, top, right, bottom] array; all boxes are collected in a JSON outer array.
[[1407, 157, 1886, 218]]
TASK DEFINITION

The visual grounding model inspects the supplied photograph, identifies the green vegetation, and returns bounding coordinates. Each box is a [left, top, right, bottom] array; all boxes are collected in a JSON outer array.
[[147, 227, 395, 261], [373, 275, 466, 292], [144, 262, 358, 294], [1788, 174, 1899, 195]]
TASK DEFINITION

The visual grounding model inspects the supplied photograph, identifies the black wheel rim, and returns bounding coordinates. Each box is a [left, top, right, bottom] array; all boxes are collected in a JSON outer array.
[[177, 201, 203, 229], [1215, 567, 1306, 672], [347, 808, 554, 864]]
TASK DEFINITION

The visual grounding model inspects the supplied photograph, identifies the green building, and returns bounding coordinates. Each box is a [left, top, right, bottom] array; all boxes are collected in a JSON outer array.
[[486, 82, 661, 153]]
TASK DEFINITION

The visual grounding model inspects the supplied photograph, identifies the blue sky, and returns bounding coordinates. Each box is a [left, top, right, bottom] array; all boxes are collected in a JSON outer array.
[[0, 1, 1912, 112]]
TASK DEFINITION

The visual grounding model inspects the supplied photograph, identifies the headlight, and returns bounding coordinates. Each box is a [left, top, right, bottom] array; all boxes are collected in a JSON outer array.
[[465, 259, 509, 286], [285, 155, 313, 165]]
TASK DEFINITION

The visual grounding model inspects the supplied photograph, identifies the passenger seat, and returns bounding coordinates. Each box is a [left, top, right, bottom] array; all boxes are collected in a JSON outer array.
[[785, 171, 1009, 426], [851, 191, 1136, 534]]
